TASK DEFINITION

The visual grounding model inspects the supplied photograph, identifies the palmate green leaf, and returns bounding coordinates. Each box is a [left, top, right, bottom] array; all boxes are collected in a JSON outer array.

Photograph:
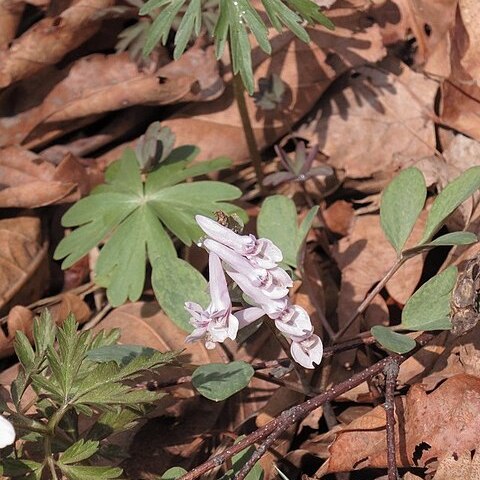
[[1, 459, 43, 478], [380, 167, 426, 254], [370, 326, 416, 354], [14, 331, 35, 369], [58, 439, 100, 465], [54, 146, 242, 322], [57, 464, 123, 480], [87, 406, 145, 441], [257, 195, 318, 268], [401, 266, 457, 331], [192, 361, 254, 401], [419, 166, 480, 244]]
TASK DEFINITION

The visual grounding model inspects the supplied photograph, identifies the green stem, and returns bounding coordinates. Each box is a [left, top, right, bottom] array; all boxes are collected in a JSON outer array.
[[43, 404, 69, 480], [228, 42, 265, 193]]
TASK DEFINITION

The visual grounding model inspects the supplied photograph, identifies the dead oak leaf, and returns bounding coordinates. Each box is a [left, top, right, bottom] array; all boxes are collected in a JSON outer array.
[[317, 374, 480, 476], [433, 449, 480, 479], [0, 146, 90, 208], [297, 58, 438, 178]]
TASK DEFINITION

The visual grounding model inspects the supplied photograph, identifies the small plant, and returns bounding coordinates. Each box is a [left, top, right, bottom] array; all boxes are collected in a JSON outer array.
[[0, 311, 176, 480], [138, 0, 334, 93], [369, 166, 480, 353], [264, 141, 333, 187]]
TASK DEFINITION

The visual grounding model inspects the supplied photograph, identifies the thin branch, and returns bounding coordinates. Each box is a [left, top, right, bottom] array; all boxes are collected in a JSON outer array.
[[384, 358, 400, 480], [333, 256, 406, 342]]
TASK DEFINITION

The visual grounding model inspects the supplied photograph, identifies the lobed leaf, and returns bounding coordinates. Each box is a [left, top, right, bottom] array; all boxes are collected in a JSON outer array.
[[58, 439, 100, 465]]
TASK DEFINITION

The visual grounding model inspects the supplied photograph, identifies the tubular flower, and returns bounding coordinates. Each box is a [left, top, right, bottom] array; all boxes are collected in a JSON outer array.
[[185, 252, 239, 349], [196, 215, 282, 268], [0, 415, 15, 449], [186, 215, 324, 369]]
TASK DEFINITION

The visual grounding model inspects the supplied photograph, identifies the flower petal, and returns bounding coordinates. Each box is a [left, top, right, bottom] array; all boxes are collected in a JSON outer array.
[[0, 415, 15, 448], [207, 252, 231, 312], [196, 215, 253, 252], [290, 334, 323, 369], [234, 307, 265, 328]]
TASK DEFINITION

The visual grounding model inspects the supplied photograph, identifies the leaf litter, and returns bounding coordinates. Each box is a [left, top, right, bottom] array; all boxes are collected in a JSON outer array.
[[1, 0, 480, 479]]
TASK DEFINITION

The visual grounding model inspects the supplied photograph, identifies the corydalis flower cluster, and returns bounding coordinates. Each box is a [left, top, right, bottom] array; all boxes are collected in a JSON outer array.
[[185, 215, 323, 369]]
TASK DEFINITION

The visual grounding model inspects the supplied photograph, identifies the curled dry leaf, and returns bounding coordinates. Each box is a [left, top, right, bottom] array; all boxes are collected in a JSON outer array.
[[0, 146, 92, 207], [0, 47, 223, 149], [0, 0, 115, 88], [439, 0, 480, 140], [0, 216, 49, 313], [0, 0, 24, 50], [0, 293, 90, 359], [296, 58, 437, 178], [317, 374, 480, 476]]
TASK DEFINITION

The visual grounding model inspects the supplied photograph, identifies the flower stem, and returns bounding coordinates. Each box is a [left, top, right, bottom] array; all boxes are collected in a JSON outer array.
[[228, 42, 265, 193]]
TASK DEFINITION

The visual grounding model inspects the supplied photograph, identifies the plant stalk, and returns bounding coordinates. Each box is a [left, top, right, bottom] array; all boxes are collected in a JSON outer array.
[[228, 42, 265, 193]]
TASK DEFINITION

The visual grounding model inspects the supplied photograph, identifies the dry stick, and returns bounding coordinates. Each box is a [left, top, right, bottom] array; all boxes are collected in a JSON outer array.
[[234, 334, 433, 480], [384, 358, 400, 480], [333, 256, 407, 342], [228, 44, 265, 193], [179, 331, 434, 480]]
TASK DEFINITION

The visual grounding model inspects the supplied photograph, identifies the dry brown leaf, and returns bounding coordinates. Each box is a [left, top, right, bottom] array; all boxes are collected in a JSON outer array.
[[0, 0, 115, 88], [0, 49, 222, 149], [98, 4, 387, 167], [297, 58, 437, 178], [323, 200, 354, 237], [0, 146, 92, 207], [0, 0, 25, 50], [440, 0, 480, 140], [0, 216, 49, 313], [433, 450, 480, 479], [332, 212, 426, 360], [317, 374, 480, 476]]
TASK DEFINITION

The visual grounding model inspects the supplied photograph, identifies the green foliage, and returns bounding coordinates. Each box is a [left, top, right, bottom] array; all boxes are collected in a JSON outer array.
[[161, 467, 188, 479], [401, 266, 457, 331], [4, 311, 177, 480], [375, 166, 480, 350], [380, 167, 426, 254], [420, 166, 480, 243], [54, 141, 245, 326], [370, 326, 417, 354], [191, 361, 254, 401], [257, 194, 317, 268], [140, 0, 333, 93]]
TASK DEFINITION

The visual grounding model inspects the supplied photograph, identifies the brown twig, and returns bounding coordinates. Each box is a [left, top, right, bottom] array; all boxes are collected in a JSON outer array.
[[333, 256, 407, 342], [384, 358, 400, 480], [179, 351, 412, 480]]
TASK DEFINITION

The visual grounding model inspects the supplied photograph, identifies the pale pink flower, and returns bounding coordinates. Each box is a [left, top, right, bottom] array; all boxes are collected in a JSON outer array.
[[203, 239, 292, 299], [290, 334, 323, 369], [196, 215, 282, 268], [0, 415, 15, 449], [185, 253, 239, 349], [274, 305, 312, 337]]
